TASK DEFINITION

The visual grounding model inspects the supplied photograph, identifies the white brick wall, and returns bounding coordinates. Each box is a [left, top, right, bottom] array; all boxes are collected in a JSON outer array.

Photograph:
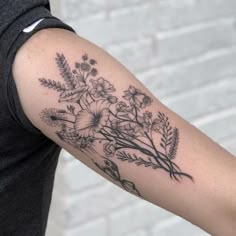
[[46, 1, 236, 235]]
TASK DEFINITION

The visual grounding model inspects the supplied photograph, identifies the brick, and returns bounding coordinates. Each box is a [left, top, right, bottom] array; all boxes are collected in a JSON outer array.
[[45, 220, 64, 236], [108, 0, 144, 9], [107, 38, 156, 72], [157, 19, 236, 65], [194, 108, 236, 143], [67, 4, 157, 47], [60, 149, 74, 163], [150, 216, 209, 236], [136, 68, 163, 98], [60, 0, 107, 21], [139, 50, 236, 98], [50, 152, 70, 196], [125, 229, 149, 236], [222, 138, 236, 156], [158, 0, 236, 31], [109, 201, 171, 236], [65, 182, 139, 226], [107, 4, 158, 44], [47, 192, 67, 227], [65, 13, 109, 47], [63, 159, 104, 192], [162, 77, 236, 121], [49, 0, 61, 16], [65, 218, 107, 236]]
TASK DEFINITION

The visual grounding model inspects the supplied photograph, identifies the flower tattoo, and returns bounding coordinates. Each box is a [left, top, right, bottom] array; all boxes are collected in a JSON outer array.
[[74, 100, 110, 137], [39, 53, 193, 197], [40, 108, 67, 127], [90, 77, 115, 98], [123, 86, 152, 109]]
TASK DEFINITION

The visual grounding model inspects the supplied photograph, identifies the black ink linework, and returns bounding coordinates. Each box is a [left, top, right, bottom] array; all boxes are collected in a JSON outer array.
[[39, 53, 194, 197], [94, 158, 141, 197]]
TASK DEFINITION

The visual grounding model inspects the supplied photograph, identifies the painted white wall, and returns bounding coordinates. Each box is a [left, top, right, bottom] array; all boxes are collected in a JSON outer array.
[[46, 0, 236, 235]]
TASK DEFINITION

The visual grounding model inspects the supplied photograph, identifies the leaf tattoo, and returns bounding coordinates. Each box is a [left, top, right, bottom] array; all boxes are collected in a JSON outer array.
[[94, 158, 141, 196], [168, 128, 179, 159], [39, 78, 66, 92], [55, 53, 77, 89], [39, 53, 194, 197], [117, 151, 161, 170]]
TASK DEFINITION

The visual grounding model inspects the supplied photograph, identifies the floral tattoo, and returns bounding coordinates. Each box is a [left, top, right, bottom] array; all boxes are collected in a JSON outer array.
[[39, 53, 193, 197]]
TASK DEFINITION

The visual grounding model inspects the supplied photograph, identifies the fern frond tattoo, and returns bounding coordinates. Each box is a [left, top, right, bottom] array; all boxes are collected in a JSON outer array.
[[168, 128, 179, 159], [39, 78, 66, 92], [55, 53, 77, 89], [39, 53, 194, 197], [117, 151, 160, 169]]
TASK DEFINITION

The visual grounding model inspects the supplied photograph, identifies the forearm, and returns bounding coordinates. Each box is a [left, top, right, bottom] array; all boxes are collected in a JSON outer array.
[[13, 28, 236, 235]]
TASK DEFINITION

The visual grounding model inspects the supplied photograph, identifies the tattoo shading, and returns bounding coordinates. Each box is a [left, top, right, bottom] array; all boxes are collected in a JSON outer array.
[[39, 53, 193, 197]]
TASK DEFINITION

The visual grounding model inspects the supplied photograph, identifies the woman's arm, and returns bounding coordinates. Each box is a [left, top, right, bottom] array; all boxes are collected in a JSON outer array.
[[12, 28, 236, 236]]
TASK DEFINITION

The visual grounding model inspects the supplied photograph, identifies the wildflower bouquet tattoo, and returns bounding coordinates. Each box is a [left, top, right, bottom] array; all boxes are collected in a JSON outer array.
[[39, 53, 193, 197]]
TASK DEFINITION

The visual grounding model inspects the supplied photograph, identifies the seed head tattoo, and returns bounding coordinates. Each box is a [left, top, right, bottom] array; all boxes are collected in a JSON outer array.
[[39, 53, 194, 197]]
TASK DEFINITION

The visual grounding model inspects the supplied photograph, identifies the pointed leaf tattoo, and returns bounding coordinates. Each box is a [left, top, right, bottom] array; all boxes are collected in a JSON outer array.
[[56, 53, 77, 89], [39, 78, 66, 92]]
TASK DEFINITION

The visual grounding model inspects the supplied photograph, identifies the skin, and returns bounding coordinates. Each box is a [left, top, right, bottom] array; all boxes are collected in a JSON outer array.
[[12, 28, 236, 235]]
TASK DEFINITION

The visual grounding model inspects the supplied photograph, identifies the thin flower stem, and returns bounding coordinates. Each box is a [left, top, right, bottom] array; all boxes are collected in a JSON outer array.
[[86, 72, 91, 80], [77, 100, 84, 110], [87, 90, 95, 102], [134, 106, 138, 122], [100, 130, 133, 149], [78, 67, 86, 83], [84, 80, 95, 102], [109, 110, 137, 124], [101, 129, 143, 150], [144, 131, 180, 179], [100, 129, 185, 180], [81, 94, 89, 109], [82, 70, 85, 81], [102, 129, 158, 160], [62, 111, 75, 116], [150, 129, 153, 140], [101, 129, 133, 147], [104, 125, 153, 149], [56, 118, 75, 124], [99, 131, 113, 142], [145, 132, 173, 171]]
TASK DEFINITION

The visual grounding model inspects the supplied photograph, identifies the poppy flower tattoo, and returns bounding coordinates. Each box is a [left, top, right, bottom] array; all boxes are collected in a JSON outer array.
[[39, 53, 194, 197]]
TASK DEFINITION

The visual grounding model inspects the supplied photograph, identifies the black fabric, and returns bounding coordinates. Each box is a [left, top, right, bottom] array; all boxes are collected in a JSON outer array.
[[0, 0, 50, 35], [0, 1, 76, 235]]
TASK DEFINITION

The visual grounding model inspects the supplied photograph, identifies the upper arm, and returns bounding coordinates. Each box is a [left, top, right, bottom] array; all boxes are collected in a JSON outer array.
[[12, 28, 236, 235]]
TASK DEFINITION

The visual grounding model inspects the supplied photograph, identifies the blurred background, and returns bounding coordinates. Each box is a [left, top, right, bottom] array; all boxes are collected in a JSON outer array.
[[46, 0, 236, 235]]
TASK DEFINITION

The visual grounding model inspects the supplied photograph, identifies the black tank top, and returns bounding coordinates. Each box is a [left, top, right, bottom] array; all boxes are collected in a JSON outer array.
[[0, 1, 75, 235]]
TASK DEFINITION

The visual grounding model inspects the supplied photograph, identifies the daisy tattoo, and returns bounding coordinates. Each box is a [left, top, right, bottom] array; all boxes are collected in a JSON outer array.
[[39, 53, 193, 197]]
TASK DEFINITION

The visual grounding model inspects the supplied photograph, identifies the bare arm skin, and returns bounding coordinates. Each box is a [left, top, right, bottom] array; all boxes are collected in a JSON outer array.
[[12, 28, 236, 235]]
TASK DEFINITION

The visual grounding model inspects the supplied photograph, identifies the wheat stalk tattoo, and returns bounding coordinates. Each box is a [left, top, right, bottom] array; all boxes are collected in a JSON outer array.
[[39, 53, 193, 197]]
